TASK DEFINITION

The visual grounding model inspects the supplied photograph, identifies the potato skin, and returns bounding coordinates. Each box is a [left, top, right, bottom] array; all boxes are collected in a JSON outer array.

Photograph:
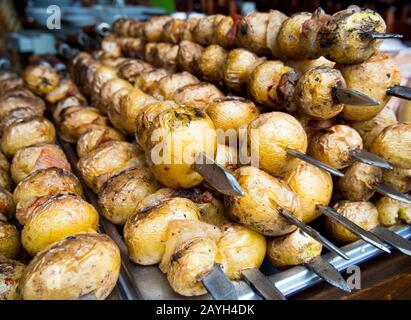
[[78, 141, 145, 193], [144, 16, 173, 42], [0, 107, 39, 136], [124, 197, 200, 265], [22, 64, 59, 96], [325, 200, 379, 243], [20, 233, 120, 300], [134, 69, 170, 96], [0, 259, 26, 300], [21, 194, 99, 256], [98, 78, 133, 115], [198, 45, 227, 84], [216, 223, 266, 280], [11, 143, 71, 184], [0, 95, 45, 121], [286, 56, 334, 74], [1, 116, 56, 158], [0, 220, 20, 259], [0, 187, 15, 221], [267, 228, 322, 269], [338, 53, 400, 121], [283, 160, 333, 223], [376, 196, 411, 227], [177, 40, 204, 74], [99, 167, 161, 225], [192, 15, 224, 46], [172, 83, 224, 111], [382, 167, 411, 193], [154, 72, 199, 100], [370, 123, 411, 169], [225, 166, 302, 236], [309, 125, 363, 169], [248, 112, 308, 176], [236, 12, 270, 55]]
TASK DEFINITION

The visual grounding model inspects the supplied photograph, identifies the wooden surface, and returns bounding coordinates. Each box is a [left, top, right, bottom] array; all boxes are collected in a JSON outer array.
[[291, 252, 411, 300]]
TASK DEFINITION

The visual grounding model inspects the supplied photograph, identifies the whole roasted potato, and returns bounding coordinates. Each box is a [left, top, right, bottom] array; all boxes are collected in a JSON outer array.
[[0, 152, 12, 190], [248, 112, 308, 176], [14, 168, 83, 225], [117, 59, 153, 84], [286, 56, 335, 74], [124, 197, 200, 265], [0, 107, 39, 136], [182, 17, 200, 42], [89, 65, 118, 105], [20, 233, 120, 300], [21, 193, 99, 256], [236, 12, 270, 55], [197, 196, 230, 227], [134, 69, 170, 96], [376, 196, 411, 226], [337, 53, 400, 121], [162, 19, 186, 44], [0, 258, 26, 300], [216, 223, 266, 280], [0, 187, 15, 221], [225, 166, 302, 236], [0, 219, 20, 259], [77, 125, 125, 158], [107, 86, 135, 131], [0, 74, 23, 96], [97, 78, 133, 115], [382, 167, 411, 193], [295, 66, 346, 120], [172, 83, 224, 111], [266, 10, 288, 57], [78, 141, 145, 193], [159, 219, 222, 296], [45, 78, 84, 105], [192, 15, 224, 46], [143, 16, 173, 42], [0, 94, 45, 121], [1, 116, 56, 157], [337, 162, 382, 201], [146, 106, 216, 189], [52, 96, 83, 124], [11, 143, 71, 184], [325, 200, 379, 243], [309, 124, 363, 169], [283, 160, 333, 223], [22, 64, 60, 96], [177, 40, 204, 73], [99, 167, 161, 225], [198, 44, 228, 84], [150, 43, 179, 72], [153, 72, 200, 100], [370, 123, 411, 169], [267, 228, 322, 269]]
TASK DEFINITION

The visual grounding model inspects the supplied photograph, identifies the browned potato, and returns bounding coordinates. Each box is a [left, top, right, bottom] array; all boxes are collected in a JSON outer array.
[[52, 96, 84, 124], [198, 44, 228, 84], [266, 10, 289, 57], [172, 83, 224, 111], [89, 65, 117, 103], [225, 166, 302, 236], [267, 228, 322, 269], [149, 43, 179, 72], [124, 197, 200, 265], [107, 86, 135, 131], [22, 64, 59, 96], [0, 152, 12, 191], [0, 219, 20, 259], [1, 116, 56, 157], [162, 19, 186, 44], [97, 78, 133, 115], [45, 78, 84, 105], [382, 167, 411, 193], [286, 56, 335, 74], [337, 53, 400, 121], [370, 123, 411, 169], [236, 12, 270, 55], [117, 59, 154, 84], [0, 187, 15, 221], [11, 143, 71, 184], [214, 15, 235, 48], [0, 258, 25, 300], [144, 16, 173, 42], [283, 160, 333, 223], [153, 72, 200, 100], [177, 40, 204, 73], [20, 233, 120, 300], [99, 167, 161, 225], [134, 68, 170, 96], [248, 112, 308, 176], [78, 141, 145, 193], [0, 94, 45, 121], [77, 125, 125, 158], [197, 196, 230, 227], [0, 74, 23, 95], [192, 15, 224, 46], [376, 196, 411, 226], [325, 200, 379, 243], [216, 223, 266, 280], [309, 124, 363, 169], [182, 17, 200, 42], [21, 193, 99, 256], [100, 36, 122, 58], [0, 107, 40, 135]]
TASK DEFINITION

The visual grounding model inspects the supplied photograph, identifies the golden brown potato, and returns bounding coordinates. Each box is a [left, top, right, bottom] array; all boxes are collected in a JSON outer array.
[[198, 44, 228, 84], [177, 40, 204, 73], [0, 258, 26, 300], [192, 15, 224, 46], [98, 78, 133, 115], [99, 167, 161, 225], [283, 160, 333, 223], [350, 106, 397, 149], [309, 124, 363, 169], [248, 60, 297, 110], [117, 37, 146, 59], [0, 75, 23, 96], [52, 96, 84, 124], [182, 17, 200, 42], [78, 141, 145, 193], [225, 166, 302, 236], [216, 223, 266, 280], [376, 196, 411, 226], [77, 125, 125, 158], [117, 59, 154, 84], [1, 116, 56, 158], [153, 72, 200, 100], [267, 228, 322, 269], [286, 56, 335, 74], [159, 219, 222, 296], [149, 43, 179, 72], [248, 112, 308, 176], [134, 68, 170, 96], [20, 233, 120, 300], [146, 106, 216, 189], [370, 123, 411, 169], [214, 144, 240, 172], [0, 94, 45, 121], [0, 220, 20, 259], [45, 78, 84, 105], [22, 64, 60, 96], [337, 53, 400, 121], [0, 187, 15, 221], [21, 193, 99, 256], [60, 106, 108, 143], [89, 65, 118, 103], [100, 36, 122, 58], [236, 12, 270, 55], [124, 197, 200, 265], [107, 86, 135, 131], [144, 16, 173, 42], [172, 83, 224, 111], [325, 200, 379, 243], [223, 48, 263, 94], [0, 152, 12, 191], [162, 19, 186, 44], [318, 6, 386, 65], [337, 162, 382, 201], [266, 10, 289, 57], [14, 168, 83, 225], [0, 107, 39, 136], [135, 100, 178, 151], [206, 96, 259, 136], [295, 67, 346, 120], [382, 167, 411, 193]]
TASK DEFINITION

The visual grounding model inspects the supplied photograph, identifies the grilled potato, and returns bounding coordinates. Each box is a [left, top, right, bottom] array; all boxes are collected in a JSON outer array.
[[198, 44, 228, 84], [0, 258, 26, 300], [376, 196, 411, 226], [172, 83, 224, 111], [0, 219, 20, 259], [22, 64, 59, 96]]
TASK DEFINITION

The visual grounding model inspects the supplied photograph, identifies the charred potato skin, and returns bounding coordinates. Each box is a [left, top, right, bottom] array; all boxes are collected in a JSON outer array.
[[20, 233, 120, 300], [0, 220, 20, 260], [0, 259, 26, 300]]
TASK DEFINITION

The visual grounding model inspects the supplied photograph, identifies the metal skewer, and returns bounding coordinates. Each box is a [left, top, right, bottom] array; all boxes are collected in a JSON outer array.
[[366, 33, 403, 39], [372, 226, 411, 256], [201, 265, 238, 300], [373, 183, 411, 205], [386, 85, 411, 101], [241, 268, 286, 300], [349, 148, 393, 170], [333, 87, 380, 106], [96, 22, 111, 37]]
